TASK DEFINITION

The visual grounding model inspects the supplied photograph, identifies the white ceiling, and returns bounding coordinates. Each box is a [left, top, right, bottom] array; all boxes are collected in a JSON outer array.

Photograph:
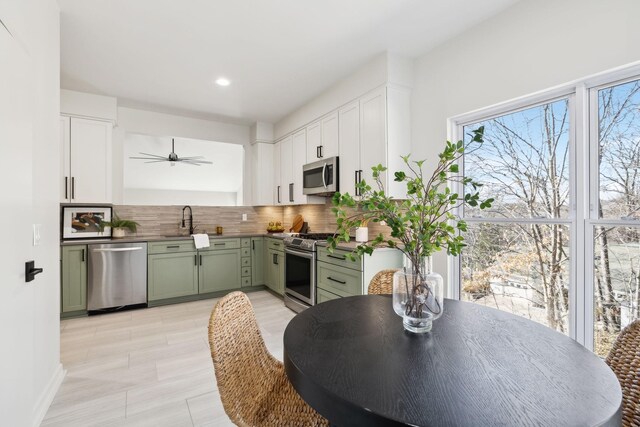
[[59, 0, 519, 125]]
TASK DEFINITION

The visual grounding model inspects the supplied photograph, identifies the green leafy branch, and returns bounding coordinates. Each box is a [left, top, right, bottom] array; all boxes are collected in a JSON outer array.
[[327, 127, 493, 276]]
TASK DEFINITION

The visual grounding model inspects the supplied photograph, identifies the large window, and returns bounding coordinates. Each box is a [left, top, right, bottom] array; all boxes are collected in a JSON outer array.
[[592, 78, 640, 356], [454, 71, 640, 357], [460, 99, 572, 334]]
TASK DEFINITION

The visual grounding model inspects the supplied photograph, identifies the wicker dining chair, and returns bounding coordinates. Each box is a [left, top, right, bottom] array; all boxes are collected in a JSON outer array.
[[367, 269, 400, 295], [605, 320, 640, 427], [208, 291, 328, 427]]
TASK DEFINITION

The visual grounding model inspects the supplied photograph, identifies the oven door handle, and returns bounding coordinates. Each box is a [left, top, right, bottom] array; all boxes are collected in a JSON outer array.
[[285, 247, 315, 259]]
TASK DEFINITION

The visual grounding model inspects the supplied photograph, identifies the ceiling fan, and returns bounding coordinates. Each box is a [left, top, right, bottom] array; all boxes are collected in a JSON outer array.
[[129, 138, 213, 166]]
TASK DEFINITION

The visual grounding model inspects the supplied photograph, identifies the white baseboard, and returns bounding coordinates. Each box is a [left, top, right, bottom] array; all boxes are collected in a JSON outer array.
[[32, 363, 66, 427]]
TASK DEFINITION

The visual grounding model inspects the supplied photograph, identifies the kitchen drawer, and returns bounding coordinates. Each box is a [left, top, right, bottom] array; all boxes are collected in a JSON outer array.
[[148, 240, 195, 254], [317, 288, 341, 304], [241, 257, 251, 267], [241, 266, 251, 277], [267, 238, 284, 252], [317, 261, 362, 297], [200, 238, 241, 251], [241, 238, 251, 248], [241, 247, 250, 257], [241, 276, 251, 287], [317, 247, 361, 271]]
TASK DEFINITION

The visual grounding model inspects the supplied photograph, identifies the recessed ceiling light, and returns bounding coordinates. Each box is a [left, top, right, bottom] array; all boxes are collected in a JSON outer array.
[[215, 77, 231, 87]]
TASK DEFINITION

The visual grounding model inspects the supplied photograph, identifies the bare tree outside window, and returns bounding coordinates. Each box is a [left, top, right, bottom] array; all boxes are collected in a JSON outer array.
[[594, 80, 640, 356], [461, 99, 571, 333], [459, 79, 640, 357]]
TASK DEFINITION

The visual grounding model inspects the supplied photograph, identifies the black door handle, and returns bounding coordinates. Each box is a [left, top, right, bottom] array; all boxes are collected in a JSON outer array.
[[317, 146, 320, 158], [71, 177, 75, 199], [252, 240, 255, 250], [25, 260, 43, 283], [289, 183, 294, 202], [327, 276, 346, 285], [277, 185, 281, 204], [320, 145, 323, 158], [64, 176, 68, 199]]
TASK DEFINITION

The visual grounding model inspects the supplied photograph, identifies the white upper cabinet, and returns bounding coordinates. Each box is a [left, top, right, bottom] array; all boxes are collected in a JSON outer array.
[[279, 135, 293, 204], [276, 84, 410, 205], [320, 112, 338, 159], [60, 116, 112, 203], [273, 141, 282, 205], [338, 102, 360, 197], [306, 121, 322, 163], [250, 142, 274, 206], [305, 112, 338, 163], [291, 129, 307, 204], [359, 88, 387, 191]]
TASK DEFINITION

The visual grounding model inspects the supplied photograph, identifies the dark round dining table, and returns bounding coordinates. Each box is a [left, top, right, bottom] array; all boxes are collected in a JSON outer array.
[[283, 295, 622, 426]]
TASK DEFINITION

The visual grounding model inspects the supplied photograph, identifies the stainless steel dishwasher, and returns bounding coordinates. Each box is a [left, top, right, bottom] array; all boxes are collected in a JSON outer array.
[[87, 242, 148, 311]]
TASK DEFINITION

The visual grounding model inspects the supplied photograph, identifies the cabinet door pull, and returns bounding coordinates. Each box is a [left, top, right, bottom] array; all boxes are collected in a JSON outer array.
[[252, 240, 255, 250], [327, 254, 346, 260], [354, 170, 359, 196], [327, 276, 346, 285], [316, 146, 320, 158], [214, 243, 226, 246], [166, 245, 180, 249], [277, 186, 281, 204], [199, 255, 203, 265], [81, 249, 85, 262], [64, 176, 68, 199], [71, 177, 75, 199], [289, 183, 294, 202], [319, 145, 323, 158], [273, 253, 278, 265]]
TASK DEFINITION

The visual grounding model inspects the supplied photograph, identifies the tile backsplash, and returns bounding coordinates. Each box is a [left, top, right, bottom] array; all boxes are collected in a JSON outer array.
[[112, 199, 390, 238]]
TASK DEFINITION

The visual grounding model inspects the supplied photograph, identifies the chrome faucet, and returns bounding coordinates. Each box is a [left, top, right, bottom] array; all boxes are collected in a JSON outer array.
[[181, 205, 194, 235]]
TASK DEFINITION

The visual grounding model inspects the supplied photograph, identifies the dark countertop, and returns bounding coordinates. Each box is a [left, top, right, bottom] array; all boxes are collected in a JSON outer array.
[[60, 232, 291, 246]]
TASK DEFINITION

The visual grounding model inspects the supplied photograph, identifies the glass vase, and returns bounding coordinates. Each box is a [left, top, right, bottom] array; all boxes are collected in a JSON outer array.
[[392, 257, 443, 333]]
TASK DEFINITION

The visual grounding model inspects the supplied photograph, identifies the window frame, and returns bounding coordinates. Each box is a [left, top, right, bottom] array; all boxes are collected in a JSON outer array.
[[448, 61, 640, 351]]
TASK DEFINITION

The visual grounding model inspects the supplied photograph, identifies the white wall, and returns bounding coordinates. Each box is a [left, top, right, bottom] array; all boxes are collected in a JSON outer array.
[[274, 53, 389, 139], [123, 134, 244, 206], [112, 107, 251, 204], [0, 0, 62, 425], [410, 0, 640, 288]]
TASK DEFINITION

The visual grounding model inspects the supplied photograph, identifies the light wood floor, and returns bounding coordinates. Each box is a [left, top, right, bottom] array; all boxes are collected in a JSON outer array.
[[43, 291, 295, 427]]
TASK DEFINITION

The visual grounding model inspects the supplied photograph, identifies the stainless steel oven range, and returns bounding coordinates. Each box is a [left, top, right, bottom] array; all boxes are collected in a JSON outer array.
[[283, 233, 334, 313]]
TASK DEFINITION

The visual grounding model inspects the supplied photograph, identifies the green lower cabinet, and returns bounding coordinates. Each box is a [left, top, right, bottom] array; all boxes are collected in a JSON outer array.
[[198, 249, 241, 294], [266, 248, 284, 295], [317, 288, 341, 304], [61, 245, 87, 312], [148, 252, 199, 301], [251, 237, 265, 286], [317, 261, 363, 297]]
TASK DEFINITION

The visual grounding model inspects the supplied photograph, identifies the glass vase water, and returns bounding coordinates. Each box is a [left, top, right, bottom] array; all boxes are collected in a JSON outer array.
[[392, 257, 444, 333]]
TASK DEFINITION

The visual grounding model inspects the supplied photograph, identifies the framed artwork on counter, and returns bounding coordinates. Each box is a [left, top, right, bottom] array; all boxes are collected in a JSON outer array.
[[61, 205, 112, 240]]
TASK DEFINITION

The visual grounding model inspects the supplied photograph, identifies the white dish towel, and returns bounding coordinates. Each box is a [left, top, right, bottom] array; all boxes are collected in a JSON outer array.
[[192, 233, 210, 249]]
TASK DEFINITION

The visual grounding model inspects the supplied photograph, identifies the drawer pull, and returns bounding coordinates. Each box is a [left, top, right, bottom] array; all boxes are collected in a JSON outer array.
[[327, 276, 346, 285], [273, 242, 280, 246], [214, 243, 226, 246], [166, 245, 180, 249], [327, 254, 346, 260]]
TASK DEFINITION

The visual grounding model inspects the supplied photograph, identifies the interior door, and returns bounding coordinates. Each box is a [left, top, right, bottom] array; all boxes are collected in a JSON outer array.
[[0, 25, 35, 422]]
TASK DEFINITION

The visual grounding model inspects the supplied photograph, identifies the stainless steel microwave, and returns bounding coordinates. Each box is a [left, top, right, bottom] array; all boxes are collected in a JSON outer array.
[[302, 156, 339, 196]]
